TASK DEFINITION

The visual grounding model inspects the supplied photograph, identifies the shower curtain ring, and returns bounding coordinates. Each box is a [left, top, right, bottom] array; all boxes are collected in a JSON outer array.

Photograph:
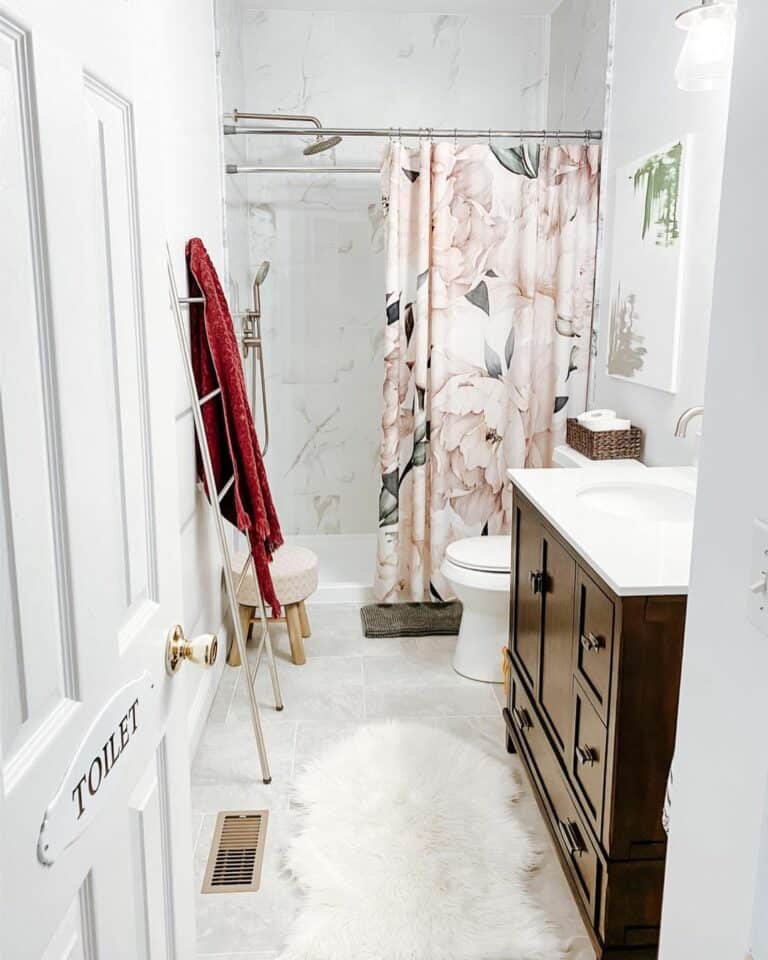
[[454, 128, 458, 147], [487, 128, 492, 147]]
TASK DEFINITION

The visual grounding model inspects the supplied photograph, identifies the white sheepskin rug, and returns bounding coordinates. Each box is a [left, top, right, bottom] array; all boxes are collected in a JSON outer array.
[[279, 721, 564, 960]]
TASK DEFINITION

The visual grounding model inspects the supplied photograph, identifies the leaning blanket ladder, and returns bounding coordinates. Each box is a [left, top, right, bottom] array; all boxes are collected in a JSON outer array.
[[166, 246, 283, 784]]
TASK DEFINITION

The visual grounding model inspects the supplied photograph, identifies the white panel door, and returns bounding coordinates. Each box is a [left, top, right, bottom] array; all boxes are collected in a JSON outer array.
[[1, 1, 199, 956]]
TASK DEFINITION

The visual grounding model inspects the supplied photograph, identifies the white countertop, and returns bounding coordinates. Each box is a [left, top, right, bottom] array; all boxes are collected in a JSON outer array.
[[507, 465, 697, 596]]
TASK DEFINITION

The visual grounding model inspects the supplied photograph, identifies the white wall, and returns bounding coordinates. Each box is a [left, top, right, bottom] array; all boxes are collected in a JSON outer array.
[[594, 0, 731, 466], [750, 782, 768, 959], [160, 0, 229, 746], [216, 7, 551, 536], [659, 3, 768, 956]]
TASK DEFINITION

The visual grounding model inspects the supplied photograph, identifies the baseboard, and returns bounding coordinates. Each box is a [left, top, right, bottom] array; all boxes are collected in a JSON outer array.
[[187, 616, 228, 754]]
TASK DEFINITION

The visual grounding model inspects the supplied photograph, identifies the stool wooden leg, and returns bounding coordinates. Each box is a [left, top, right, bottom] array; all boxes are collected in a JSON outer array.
[[228, 604, 254, 667], [298, 600, 311, 639], [285, 603, 306, 666]]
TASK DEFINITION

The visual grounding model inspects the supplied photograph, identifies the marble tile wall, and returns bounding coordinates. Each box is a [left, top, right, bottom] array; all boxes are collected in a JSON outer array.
[[216, 0, 251, 315], [216, 7, 551, 535], [545, 0, 613, 410], [547, 0, 612, 131]]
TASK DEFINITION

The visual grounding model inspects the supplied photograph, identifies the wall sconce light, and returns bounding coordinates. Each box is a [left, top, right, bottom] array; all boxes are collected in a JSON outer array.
[[675, 0, 737, 92]]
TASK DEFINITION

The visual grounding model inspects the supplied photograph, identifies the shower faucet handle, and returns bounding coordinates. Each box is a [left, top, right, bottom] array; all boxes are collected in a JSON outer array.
[[240, 313, 259, 358]]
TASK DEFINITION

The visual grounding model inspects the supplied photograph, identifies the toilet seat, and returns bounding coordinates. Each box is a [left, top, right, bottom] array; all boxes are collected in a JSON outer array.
[[442, 558, 510, 592], [441, 536, 511, 595], [445, 535, 511, 574]]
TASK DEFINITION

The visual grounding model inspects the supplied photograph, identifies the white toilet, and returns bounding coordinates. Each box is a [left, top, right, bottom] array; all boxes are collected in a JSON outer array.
[[441, 536, 511, 683], [442, 444, 647, 684]]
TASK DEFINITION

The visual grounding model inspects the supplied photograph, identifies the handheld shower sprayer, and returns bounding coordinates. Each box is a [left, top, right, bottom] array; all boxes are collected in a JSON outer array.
[[251, 259, 270, 319], [241, 260, 271, 454], [255, 260, 270, 283]]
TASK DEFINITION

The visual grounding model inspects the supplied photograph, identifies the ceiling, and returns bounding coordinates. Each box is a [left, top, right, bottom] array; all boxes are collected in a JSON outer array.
[[237, 0, 563, 14]]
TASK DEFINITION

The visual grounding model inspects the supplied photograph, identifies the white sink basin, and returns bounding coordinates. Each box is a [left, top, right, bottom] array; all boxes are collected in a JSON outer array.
[[576, 481, 695, 524]]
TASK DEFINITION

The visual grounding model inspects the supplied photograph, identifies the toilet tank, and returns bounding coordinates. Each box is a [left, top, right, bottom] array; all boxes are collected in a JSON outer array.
[[552, 444, 646, 470]]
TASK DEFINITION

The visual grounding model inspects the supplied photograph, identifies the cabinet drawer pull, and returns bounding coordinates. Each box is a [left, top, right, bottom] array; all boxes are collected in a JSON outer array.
[[558, 818, 585, 858], [529, 570, 544, 595], [512, 706, 532, 732], [580, 631, 604, 652], [576, 745, 597, 767]]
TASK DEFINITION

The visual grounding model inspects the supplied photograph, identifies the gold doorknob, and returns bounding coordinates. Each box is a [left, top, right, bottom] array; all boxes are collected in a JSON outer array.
[[166, 625, 218, 675]]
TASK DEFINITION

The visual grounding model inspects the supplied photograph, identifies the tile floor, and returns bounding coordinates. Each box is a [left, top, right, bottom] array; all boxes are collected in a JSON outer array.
[[190, 602, 594, 960]]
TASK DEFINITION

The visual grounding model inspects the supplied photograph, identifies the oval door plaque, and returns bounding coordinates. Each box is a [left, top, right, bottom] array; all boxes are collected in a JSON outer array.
[[37, 672, 155, 866]]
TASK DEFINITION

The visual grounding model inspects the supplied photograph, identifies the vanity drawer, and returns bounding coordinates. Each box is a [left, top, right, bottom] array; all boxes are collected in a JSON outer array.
[[570, 677, 608, 833], [549, 762, 601, 927], [509, 673, 600, 924], [508, 670, 543, 758], [575, 569, 615, 721]]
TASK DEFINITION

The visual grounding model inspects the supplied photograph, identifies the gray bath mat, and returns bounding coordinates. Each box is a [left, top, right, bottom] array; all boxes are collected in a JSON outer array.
[[360, 601, 463, 638]]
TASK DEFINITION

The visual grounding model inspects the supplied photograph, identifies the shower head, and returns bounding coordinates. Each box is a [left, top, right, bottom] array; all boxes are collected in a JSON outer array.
[[254, 260, 270, 285], [303, 134, 343, 156]]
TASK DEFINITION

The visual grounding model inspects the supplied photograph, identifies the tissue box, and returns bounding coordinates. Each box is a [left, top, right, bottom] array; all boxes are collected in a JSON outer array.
[[566, 418, 642, 461]]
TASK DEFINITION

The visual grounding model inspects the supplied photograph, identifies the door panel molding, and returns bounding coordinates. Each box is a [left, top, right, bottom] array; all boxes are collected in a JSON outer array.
[[3, 696, 78, 791], [41, 874, 96, 960], [0, 11, 77, 760], [78, 872, 98, 960], [129, 741, 175, 960], [0, 394, 26, 729], [157, 739, 177, 959], [83, 72, 158, 633]]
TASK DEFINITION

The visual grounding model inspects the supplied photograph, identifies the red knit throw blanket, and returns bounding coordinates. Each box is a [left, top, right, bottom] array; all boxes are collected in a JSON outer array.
[[186, 238, 283, 616]]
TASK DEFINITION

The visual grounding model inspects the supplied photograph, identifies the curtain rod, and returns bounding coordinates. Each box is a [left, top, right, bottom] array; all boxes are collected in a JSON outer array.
[[223, 124, 602, 142], [226, 164, 379, 174]]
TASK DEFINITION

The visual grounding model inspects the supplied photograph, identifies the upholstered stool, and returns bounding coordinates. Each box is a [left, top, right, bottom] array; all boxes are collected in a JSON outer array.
[[229, 546, 318, 666]]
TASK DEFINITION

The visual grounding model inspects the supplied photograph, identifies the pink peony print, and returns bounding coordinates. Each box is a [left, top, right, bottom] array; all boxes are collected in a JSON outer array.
[[375, 142, 600, 603]]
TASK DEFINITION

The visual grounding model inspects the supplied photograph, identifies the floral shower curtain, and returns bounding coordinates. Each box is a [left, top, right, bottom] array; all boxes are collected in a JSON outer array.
[[375, 140, 601, 603]]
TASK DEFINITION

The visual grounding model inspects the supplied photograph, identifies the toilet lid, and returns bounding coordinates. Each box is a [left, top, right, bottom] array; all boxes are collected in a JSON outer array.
[[445, 536, 511, 573]]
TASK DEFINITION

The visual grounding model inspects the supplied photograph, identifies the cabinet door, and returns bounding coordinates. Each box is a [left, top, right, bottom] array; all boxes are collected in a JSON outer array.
[[575, 569, 615, 723], [511, 502, 542, 691], [539, 531, 577, 754]]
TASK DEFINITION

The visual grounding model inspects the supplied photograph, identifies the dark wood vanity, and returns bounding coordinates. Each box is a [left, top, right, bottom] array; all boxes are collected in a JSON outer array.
[[503, 484, 686, 959]]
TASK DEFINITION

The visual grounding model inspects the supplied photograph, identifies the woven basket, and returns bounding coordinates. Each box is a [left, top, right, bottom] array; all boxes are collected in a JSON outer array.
[[566, 418, 642, 461]]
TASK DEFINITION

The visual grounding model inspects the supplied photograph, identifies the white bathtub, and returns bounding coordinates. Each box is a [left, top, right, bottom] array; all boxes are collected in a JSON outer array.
[[285, 533, 376, 604]]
